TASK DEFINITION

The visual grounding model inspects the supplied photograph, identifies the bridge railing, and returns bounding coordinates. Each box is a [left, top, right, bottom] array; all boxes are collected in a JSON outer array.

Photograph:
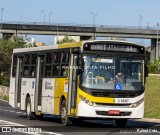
[[1, 21, 157, 30]]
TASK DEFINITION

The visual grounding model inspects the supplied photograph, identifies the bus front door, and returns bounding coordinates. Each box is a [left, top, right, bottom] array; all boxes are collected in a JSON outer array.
[[67, 52, 79, 115]]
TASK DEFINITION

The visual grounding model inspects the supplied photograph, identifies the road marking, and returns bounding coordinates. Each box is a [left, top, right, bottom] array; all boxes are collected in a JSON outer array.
[[0, 120, 25, 126], [0, 108, 26, 114], [0, 98, 8, 103], [0, 100, 63, 135], [0, 120, 63, 135]]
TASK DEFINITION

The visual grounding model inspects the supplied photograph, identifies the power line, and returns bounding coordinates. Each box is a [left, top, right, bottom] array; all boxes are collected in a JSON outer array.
[[1, 8, 39, 22]]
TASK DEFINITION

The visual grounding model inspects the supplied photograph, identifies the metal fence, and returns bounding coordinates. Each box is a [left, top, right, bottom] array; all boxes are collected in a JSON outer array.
[[1, 21, 157, 30]]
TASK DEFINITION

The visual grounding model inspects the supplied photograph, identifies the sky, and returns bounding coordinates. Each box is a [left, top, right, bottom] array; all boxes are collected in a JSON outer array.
[[1, 0, 159, 46]]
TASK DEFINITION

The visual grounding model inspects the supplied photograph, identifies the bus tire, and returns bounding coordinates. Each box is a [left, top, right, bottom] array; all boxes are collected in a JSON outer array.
[[36, 114, 43, 120], [115, 119, 128, 127], [26, 97, 36, 120], [60, 100, 72, 126]]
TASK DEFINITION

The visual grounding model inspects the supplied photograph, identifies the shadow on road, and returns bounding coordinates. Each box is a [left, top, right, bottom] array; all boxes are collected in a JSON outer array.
[[21, 115, 160, 131]]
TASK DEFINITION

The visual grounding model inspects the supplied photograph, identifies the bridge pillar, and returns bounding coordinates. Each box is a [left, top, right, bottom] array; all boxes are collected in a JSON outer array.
[[150, 39, 157, 63], [80, 36, 93, 41]]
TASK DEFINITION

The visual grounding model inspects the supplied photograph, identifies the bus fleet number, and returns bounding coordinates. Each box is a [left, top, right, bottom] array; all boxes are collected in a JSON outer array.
[[114, 99, 129, 103]]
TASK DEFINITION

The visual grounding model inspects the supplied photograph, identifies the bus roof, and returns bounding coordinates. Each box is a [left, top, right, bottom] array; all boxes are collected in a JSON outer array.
[[13, 41, 83, 53], [82, 40, 144, 47], [13, 40, 144, 54]]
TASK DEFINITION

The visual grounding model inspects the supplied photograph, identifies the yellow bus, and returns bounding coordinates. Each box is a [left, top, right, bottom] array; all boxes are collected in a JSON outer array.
[[9, 40, 148, 127]]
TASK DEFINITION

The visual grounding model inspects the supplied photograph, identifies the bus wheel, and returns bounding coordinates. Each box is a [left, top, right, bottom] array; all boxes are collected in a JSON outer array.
[[115, 119, 128, 127], [26, 97, 36, 120], [60, 100, 72, 126]]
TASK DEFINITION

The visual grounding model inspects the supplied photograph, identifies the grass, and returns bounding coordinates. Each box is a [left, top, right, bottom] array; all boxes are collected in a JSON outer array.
[[2, 95, 9, 102], [144, 75, 160, 119]]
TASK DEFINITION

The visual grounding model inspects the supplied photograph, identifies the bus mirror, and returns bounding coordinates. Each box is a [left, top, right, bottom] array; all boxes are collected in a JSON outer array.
[[145, 64, 148, 77]]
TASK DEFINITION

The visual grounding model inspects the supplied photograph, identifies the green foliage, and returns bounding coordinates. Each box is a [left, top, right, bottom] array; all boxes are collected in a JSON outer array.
[[148, 57, 160, 74], [57, 36, 75, 44], [0, 36, 25, 86], [2, 95, 9, 101], [145, 75, 160, 118]]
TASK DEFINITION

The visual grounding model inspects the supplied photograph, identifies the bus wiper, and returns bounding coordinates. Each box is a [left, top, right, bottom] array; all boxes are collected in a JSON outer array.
[[84, 54, 100, 81]]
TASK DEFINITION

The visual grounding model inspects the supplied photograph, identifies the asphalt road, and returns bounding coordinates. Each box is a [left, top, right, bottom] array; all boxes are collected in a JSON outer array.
[[0, 99, 160, 135]]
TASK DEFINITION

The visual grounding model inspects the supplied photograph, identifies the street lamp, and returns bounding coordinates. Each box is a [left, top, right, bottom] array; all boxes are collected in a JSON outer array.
[[0, 8, 4, 38], [91, 13, 98, 40], [42, 10, 45, 25], [156, 23, 159, 59], [139, 15, 142, 29], [49, 12, 52, 25], [91, 13, 97, 27]]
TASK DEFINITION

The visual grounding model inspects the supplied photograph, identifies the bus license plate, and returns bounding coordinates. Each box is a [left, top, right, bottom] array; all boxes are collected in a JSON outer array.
[[108, 110, 120, 115]]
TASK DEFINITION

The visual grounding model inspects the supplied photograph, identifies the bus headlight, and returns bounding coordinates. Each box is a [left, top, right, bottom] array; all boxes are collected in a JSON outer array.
[[79, 95, 95, 106], [130, 98, 144, 107]]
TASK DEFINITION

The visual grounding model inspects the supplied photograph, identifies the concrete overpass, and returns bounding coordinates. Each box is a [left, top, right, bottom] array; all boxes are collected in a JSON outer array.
[[0, 22, 160, 62]]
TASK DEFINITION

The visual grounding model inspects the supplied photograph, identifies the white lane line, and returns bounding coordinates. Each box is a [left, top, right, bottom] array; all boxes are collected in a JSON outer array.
[[41, 132, 63, 135], [0, 108, 26, 114], [0, 119, 24, 126], [1, 125, 20, 126], [0, 98, 8, 102]]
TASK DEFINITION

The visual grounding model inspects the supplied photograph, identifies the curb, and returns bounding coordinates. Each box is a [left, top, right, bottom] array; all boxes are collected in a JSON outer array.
[[137, 118, 160, 123], [0, 98, 9, 103], [149, 74, 160, 76]]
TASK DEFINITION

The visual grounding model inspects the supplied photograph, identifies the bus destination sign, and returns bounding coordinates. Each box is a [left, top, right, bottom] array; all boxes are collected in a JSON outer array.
[[83, 43, 144, 53]]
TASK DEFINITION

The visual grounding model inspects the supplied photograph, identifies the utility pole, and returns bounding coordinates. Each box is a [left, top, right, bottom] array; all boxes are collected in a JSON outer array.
[[156, 23, 159, 59], [0, 8, 4, 38], [49, 12, 52, 25], [139, 15, 142, 29], [42, 10, 45, 25], [91, 13, 98, 40], [91, 13, 97, 27]]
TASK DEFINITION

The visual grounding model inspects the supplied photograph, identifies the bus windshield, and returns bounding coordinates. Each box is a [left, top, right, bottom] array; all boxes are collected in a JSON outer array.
[[81, 55, 144, 91]]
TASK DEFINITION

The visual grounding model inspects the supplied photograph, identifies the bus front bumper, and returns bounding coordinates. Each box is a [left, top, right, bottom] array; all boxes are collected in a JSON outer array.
[[77, 101, 144, 119]]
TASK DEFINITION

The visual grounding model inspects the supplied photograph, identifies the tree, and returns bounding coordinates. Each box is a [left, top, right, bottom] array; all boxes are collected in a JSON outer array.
[[0, 36, 25, 86], [57, 36, 75, 44]]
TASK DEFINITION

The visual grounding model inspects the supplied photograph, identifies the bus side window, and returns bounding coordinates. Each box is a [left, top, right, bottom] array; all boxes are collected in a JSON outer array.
[[53, 51, 61, 63], [30, 54, 37, 77], [52, 65, 60, 76], [30, 66, 36, 77], [23, 66, 30, 77], [60, 50, 70, 77], [60, 64, 68, 77], [24, 55, 30, 64], [45, 65, 52, 77], [62, 51, 69, 63], [31, 54, 37, 64], [12, 55, 17, 77], [40, 57, 45, 77], [23, 55, 30, 77], [46, 53, 52, 64]]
